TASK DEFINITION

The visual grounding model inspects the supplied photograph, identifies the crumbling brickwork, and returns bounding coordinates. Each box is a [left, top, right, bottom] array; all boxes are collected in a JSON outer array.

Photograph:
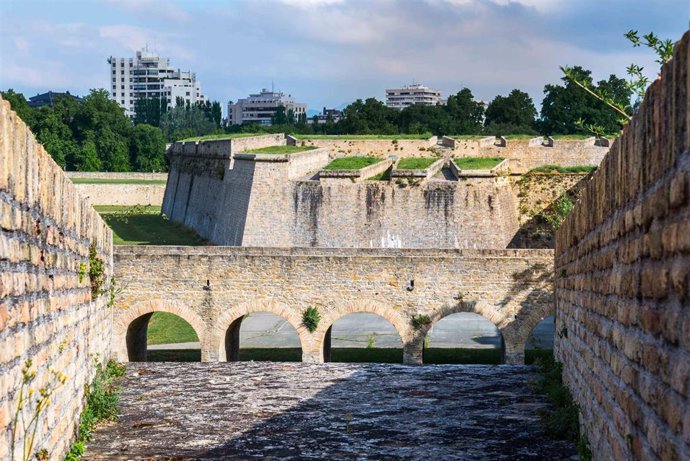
[[554, 32, 689, 460]]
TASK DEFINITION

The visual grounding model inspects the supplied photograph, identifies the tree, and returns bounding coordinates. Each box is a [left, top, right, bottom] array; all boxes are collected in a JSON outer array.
[[130, 124, 166, 172], [484, 89, 537, 134], [540, 67, 631, 134], [444, 88, 485, 134]]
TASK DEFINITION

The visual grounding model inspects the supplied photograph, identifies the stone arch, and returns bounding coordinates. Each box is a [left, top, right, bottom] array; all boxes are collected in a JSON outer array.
[[112, 300, 208, 362], [316, 300, 411, 364], [214, 299, 310, 362]]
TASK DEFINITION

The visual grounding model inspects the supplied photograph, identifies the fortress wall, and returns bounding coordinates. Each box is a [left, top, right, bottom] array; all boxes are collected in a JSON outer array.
[[453, 139, 608, 173], [554, 32, 689, 460], [299, 137, 438, 158], [65, 172, 167, 180], [74, 183, 166, 206], [0, 98, 113, 460]]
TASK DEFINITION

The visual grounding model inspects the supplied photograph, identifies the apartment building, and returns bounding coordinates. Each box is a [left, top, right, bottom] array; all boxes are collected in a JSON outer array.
[[228, 89, 307, 125], [385, 84, 443, 110], [107, 49, 207, 117]]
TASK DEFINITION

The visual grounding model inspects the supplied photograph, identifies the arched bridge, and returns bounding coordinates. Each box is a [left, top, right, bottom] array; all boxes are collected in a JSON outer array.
[[113, 246, 554, 364]]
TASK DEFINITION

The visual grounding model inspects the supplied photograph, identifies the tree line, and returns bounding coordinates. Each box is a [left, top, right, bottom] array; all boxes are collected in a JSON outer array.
[[1, 64, 630, 171]]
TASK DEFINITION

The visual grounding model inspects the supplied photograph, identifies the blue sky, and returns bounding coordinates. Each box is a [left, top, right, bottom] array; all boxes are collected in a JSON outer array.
[[0, 0, 687, 115]]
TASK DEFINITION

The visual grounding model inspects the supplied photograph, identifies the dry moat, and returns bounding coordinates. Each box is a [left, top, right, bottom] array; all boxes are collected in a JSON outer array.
[[84, 362, 576, 460]]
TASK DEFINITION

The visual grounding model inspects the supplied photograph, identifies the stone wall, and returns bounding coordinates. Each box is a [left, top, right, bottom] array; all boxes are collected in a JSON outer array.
[[112, 246, 554, 365], [554, 32, 689, 460], [163, 146, 521, 249], [0, 97, 113, 460], [298, 136, 438, 158], [451, 137, 608, 173], [74, 183, 166, 206]]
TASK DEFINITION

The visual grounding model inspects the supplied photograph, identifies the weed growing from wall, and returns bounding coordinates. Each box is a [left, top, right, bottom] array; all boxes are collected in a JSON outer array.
[[302, 307, 320, 333], [10, 360, 67, 461], [64, 360, 126, 461]]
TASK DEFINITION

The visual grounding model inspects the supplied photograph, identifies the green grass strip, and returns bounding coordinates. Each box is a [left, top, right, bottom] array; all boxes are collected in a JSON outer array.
[[324, 156, 381, 170], [71, 178, 167, 185], [527, 165, 597, 174], [396, 157, 437, 170], [244, 145, 318, 154], [454, 156, 504, 170]]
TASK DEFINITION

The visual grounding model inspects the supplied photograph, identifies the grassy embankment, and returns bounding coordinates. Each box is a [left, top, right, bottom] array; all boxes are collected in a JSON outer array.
[[323, 156, 382, 170], [396, 157, 438, 170], [454, 157, 504, 170], [244, 145, 318, 154], [70, 178, 167, 185], [94, 205, 207, 246]]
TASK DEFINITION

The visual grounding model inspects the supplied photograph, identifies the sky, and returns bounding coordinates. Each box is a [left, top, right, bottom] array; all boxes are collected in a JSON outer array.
[[0, 0, 688, 116]]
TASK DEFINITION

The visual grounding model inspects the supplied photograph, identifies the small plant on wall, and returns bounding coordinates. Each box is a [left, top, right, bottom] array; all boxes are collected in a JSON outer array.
[[411, 314, 432, 329], [302, 307, 321, 333]]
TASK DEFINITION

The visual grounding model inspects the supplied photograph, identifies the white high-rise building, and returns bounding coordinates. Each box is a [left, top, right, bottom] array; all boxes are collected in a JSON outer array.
[[228, 89, 307, 126], [107, 49, 207, 117], [385, 84, 443, 110]]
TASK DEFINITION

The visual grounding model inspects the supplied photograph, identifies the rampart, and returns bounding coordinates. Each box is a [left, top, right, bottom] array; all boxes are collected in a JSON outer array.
[[449, 136, 608, 173], [554, 32, 689, 460], [294, 136, 438, 158], [112, 246, 554, 365], [163, 141, 521, 248], [0, 97, 113, 460]]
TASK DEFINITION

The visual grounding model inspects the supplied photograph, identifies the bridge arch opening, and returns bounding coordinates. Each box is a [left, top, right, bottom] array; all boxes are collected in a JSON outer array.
[[126, 312, 201, 362], [524, 315, 555, 364], [323, 312, 404, 363], [224, 312, 302, 362], [424, 312, 504, 364]]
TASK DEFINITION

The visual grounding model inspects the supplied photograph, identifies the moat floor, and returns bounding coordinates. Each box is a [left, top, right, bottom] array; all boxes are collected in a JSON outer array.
[[84, 362, 576, 460]]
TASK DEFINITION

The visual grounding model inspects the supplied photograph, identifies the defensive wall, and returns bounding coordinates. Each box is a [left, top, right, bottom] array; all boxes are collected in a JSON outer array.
[[554, 32, 689, 460], [445, 136, 609, 173], [112, 246, 554, 365], [292, 136, 438, 158], [65, 172, 168, 207], [0, 97, 113, 460]]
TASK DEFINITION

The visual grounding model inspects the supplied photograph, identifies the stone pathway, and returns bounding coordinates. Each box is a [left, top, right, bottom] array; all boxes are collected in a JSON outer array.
[[84, 363, 575, 460]]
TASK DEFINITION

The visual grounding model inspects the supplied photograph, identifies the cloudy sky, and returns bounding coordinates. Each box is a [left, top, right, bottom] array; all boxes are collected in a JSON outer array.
[[0, 0, 687, 114]]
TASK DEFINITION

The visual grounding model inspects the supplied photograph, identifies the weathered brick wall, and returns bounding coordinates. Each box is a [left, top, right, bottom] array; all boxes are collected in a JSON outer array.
[[554, 32, 689, 460], [112, 246, 554, 365], [0, 97, 113, 460]]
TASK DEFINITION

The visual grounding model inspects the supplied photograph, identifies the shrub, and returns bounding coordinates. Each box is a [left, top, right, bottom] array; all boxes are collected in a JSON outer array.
[[302, 307, 320, 333]]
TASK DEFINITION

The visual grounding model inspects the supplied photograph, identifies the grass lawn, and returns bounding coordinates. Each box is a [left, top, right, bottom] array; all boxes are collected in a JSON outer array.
[[396, 157, 438, 170], [324, 156, 381, 170], [527, 165, 597, 174], [293, 133, 432, 140], [454, 156, 504, 170], [180, 133, 262, 142], [143, 347, 553, 364], [147, 312, 199, 345], [244, 145, 318, 155], [95, 205, 207, 245], [71, 178, 167, 185]]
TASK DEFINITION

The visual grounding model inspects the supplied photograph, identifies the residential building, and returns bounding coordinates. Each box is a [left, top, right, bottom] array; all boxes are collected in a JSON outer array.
[[228, 89, 307, 125], [308, 107, 343, 124], [385, 83, 443, 110], [107, 49, 207, 117], [27, 91, 83, 108]]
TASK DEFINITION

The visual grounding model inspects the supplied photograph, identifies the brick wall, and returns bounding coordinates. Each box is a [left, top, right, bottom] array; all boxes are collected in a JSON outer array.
[[0, 97, 113, 460], [554, 32, 689, 460]]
